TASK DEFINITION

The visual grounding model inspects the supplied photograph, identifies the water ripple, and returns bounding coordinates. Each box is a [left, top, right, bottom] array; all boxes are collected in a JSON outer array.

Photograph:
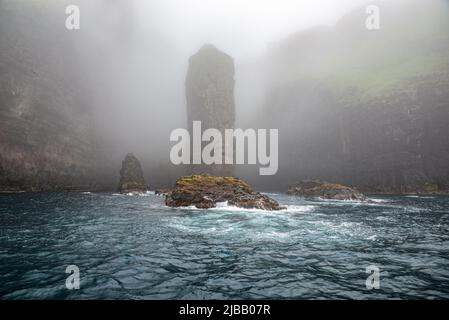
[[0, 192, 448, 299]]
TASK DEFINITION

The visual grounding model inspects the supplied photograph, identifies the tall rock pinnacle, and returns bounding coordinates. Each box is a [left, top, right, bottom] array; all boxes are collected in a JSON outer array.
[[185, 44, 236, 175]]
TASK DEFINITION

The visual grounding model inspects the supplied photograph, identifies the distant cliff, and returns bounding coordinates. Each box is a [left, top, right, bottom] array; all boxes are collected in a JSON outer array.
[[253, 0, 449, 193], [0, 1, 97, 191], [0, 1, 191, 192]]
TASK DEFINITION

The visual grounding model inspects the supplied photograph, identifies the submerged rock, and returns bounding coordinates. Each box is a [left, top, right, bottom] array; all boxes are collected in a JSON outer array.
[[165, 175, 283, 210], [117, 153, 148, 193], [287, 180, 366, 201]]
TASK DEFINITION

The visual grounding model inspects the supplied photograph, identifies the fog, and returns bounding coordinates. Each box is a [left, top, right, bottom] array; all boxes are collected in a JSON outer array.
[[48, 0, 367, 187], [133, 0, 367, 59], [2, 0, 448, 191], [81, 0, 368, 186]]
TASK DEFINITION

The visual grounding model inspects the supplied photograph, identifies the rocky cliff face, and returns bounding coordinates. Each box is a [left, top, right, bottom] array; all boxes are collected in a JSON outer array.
[[0, 1, 97, 191], [0, 0, 165, 192], [186, 44, 235, 176], [336, 73, 449, 193], [258, 72, 449, 194], [251, 0, 449, 193]]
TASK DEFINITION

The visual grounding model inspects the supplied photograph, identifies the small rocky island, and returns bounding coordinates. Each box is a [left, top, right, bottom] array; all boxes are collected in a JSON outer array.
[[165, 175, 284, 210], [117, 153, 148, 193], [287, 180, 366, 201]]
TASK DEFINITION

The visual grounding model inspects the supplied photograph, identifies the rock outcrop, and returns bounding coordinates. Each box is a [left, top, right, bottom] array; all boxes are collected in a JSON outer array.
[[287, 180, 366, 201], [117, 153, 148, 193], [185, 44, 235, 176], [165, 175, 283, 210]]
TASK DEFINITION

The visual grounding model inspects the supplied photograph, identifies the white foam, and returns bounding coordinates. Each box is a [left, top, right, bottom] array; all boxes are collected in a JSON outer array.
[[370, 198, 390, 203], [313, 198, 367, 204], [209, 204, 272, 213], [117, 191, 154, 197], [406, 195, 435, 199], [215, 201, 229, 208], [282, 205, 315, 213], [172, 202, 315, 214]]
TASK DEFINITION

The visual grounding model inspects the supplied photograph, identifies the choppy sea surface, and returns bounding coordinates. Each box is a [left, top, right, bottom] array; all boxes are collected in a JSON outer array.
[[0, 192, 448, 299]]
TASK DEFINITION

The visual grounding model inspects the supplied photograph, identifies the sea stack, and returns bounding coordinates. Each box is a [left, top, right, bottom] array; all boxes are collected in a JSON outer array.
[[186, 44, 235, 175], [166, 175, 283, 210], [117, 153, 148, 193]]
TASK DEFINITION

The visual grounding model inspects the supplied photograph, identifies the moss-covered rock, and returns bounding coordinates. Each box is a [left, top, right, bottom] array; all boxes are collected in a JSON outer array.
[[287, 180, 366, 201], [165, 175, 283, 210]]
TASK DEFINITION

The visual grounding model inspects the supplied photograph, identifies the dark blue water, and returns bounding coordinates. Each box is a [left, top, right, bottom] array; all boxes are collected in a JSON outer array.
[[0, 192, 448, 299]]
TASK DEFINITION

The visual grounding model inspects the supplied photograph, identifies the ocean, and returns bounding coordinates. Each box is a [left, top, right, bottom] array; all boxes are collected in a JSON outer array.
[[0, 192, 448, 299]]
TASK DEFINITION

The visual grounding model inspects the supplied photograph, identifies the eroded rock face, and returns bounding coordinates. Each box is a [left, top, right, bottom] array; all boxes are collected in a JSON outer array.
[[186, 44, 235, 176], [117, 153, 148, 193], [287, 180, 366, 201], [253, 2, 449, 194], [0, 1, 96, 192], [165, 175, 283, 210]]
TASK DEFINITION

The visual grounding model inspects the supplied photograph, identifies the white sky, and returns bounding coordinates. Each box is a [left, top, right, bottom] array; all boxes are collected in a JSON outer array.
[[136, 0, 369, 58]]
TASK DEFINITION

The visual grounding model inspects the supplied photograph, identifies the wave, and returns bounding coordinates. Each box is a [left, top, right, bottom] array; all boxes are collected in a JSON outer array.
[[405, 195, 435, 199], [112, 191, 155, 197], [369, 198, 390, 203], [169, 201, 315, 214]]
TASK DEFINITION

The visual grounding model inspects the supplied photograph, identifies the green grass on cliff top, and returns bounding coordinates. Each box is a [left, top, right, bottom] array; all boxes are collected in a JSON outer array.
[[278, 1, 449, 101]]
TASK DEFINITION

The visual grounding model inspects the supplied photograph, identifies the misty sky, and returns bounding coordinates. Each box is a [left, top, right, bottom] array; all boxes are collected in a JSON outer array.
[[135, 0, 369, 58]]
